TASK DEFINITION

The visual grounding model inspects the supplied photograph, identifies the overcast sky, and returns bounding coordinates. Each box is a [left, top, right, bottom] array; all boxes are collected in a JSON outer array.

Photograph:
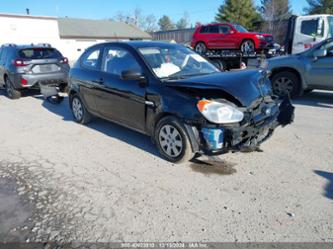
[[0, 0, 308, 24]]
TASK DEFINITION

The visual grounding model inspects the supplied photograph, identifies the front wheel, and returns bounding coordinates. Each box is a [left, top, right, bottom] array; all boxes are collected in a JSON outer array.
[[70, 95, 92, 124], [240, 40, 255, 53], [271, 72, 301, 98], [154, 116, 195, 164]]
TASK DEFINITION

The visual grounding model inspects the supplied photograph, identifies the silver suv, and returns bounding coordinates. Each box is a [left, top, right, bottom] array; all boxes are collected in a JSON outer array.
[[268, 38, 333, 97], [0, 44, 70, 99]]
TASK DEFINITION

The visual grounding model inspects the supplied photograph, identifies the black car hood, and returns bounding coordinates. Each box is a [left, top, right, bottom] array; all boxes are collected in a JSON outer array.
[[165, 69, 268, 107]]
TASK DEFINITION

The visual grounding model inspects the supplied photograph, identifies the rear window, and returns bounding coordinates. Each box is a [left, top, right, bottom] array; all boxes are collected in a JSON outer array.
[[200, 25, 219, 34], [300, 19, 324, 37], [18, 48, 62, 59]]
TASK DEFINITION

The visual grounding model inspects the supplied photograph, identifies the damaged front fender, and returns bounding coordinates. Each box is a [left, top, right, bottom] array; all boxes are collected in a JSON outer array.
[[183, 96, 295, 156]]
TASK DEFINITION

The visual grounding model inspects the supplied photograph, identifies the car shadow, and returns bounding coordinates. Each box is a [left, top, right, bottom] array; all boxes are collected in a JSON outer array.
[[293, 91, 333, 109], [40, 96, 160, 157], [314, 170, 333, 200]]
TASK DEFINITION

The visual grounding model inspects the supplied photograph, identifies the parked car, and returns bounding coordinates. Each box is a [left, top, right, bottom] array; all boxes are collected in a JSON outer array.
[[68, 41, 294, 163], [191, 23, 274, 54], [268, 38, 333, 97], [0, 44, 69, 99]]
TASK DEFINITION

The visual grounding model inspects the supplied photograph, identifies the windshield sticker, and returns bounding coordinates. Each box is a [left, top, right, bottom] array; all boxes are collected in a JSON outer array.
[[153, 63, 181, 78]]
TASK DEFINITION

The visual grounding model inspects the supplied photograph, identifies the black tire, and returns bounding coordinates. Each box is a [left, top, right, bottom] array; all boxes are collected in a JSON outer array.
[[154, 116, 195, 164], [240, 39, 255, 53], [271, 71, 301, 98], [4, 77, 21, 99], [70, 94, 92, 124], [194, 42, 207, 54]]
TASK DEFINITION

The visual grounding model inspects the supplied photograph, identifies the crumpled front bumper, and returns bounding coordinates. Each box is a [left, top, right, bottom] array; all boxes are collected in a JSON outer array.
[[185, 97, 295, 155]]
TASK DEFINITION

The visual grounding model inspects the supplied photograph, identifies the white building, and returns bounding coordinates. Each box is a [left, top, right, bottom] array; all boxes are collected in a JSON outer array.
[[0, 13, 151, 62]]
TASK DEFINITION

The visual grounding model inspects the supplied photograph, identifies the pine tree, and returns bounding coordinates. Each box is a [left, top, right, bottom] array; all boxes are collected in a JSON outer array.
[[215, 0, 261, 30], [304, 0, 333, 14], [158, 15, 175, 31]]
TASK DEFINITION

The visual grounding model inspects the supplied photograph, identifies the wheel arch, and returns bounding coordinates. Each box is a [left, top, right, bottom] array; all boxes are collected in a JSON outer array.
[[194, 41, 207, 50], [68, 88, 80, 108], [270, 67, 305, 89], [240, 38, 255, 49], [152, 112, 200, 154]]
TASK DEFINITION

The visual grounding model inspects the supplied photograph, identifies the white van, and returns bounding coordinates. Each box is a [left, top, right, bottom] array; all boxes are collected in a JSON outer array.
[[285, 15, 333, 54]]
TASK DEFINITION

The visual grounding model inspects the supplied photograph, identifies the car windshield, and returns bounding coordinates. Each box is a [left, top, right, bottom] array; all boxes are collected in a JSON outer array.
[[18, 48, 62, 59], [234, 24, 248, 33], [138, 45, 219, 79], [328, 17, 333, 37]]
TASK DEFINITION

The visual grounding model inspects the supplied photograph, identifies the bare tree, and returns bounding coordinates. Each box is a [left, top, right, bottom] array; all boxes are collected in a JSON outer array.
[[176, 12, 190, 29], [112, 8, 158, 33], [144, 14, 158, 33], [261, 0, 292, 44]]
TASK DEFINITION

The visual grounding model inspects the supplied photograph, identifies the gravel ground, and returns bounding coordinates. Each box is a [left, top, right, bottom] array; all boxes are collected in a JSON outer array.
[[0, 90, 332, 243]]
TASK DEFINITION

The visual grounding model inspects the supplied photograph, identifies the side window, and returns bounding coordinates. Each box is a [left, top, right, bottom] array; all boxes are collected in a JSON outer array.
[[102, 47, 142, 77], [300, 19, 324, 37], [200, 26, 209, 33], [81, 47, 101, 69], [219, 25, 231, 34], [0, 48, 3, 63], [208, 26, 219, 34]]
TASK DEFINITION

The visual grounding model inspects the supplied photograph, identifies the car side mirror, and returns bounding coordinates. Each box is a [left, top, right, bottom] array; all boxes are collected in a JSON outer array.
[[229, 30, 235, 34], [121, 70, 146, 81], [313, 48, 327, 61]]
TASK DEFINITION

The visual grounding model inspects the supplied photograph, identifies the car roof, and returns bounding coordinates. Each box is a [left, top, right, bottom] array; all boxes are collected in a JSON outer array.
[[202, 23, 236, 27], [1, 44, 55, 50], [96, 41, 184, 49]]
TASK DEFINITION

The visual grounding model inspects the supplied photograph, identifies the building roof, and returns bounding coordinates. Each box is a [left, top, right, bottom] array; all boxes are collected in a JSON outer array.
[[0, 12, 57, 20], [58, 18, 151, 40]]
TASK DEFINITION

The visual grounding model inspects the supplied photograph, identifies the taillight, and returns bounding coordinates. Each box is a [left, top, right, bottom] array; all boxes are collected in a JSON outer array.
[[21, 78, 28, 86], [13, 59, 28, 67], [60, 57, 68, 64]]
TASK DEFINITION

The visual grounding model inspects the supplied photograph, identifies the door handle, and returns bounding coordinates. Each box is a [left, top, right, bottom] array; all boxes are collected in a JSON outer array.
[[92, 78, 104, 85]]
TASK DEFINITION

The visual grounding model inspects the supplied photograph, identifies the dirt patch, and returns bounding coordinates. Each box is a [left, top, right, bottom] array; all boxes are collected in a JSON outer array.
[[190, 157, 237, 176]]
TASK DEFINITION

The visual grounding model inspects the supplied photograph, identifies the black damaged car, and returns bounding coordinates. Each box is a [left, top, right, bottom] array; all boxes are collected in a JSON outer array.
[[68, 42, 294, 163]]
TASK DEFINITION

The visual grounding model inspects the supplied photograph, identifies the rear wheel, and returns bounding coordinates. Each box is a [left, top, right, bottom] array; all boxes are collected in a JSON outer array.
[[4, 77, 21, 99], [271, 71, 301, 98], [194, 42, 207, 54], [240, 40, 255, 53], [70, 95, 92, 124], [211, 59, 226, 71], [155, 116, 195, 164]]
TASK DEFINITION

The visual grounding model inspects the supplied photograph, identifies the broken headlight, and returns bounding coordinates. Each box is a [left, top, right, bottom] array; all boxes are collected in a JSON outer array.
[[197, 100, 244, 124]]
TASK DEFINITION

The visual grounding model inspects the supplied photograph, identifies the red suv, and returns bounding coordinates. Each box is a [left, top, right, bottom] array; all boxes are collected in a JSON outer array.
[[191, 23, 274, 53]]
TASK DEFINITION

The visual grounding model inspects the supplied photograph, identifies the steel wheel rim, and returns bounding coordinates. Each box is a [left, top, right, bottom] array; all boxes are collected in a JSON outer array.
[[195, 43, 206, 54], [72, 98, 83, 121], [273, 77, 294, 96], [241, 41, 254, 52], [158, 124, 183, 158]]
